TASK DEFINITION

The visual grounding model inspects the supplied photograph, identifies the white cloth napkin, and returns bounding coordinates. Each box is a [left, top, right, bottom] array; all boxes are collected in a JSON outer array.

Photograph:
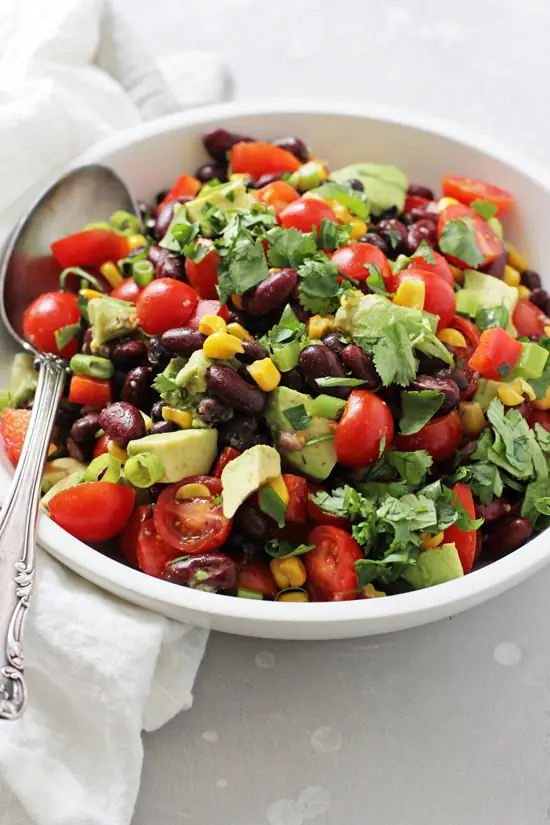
[[0, 0, 228, 822]]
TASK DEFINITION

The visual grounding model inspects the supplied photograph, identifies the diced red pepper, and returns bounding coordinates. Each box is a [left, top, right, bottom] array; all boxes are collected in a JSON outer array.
[[157, 174, 201, 212], [230, 141, 301, 178], [68, 376, 112, 407], [51, 229, 129, 269], [213, 447, 240, 478], [282, 474, 308, 524], [93, 432, 110, 458], [187, 300, 230, 328], [443, 483, 477, 574], [468, 327, 522, 381], [0, 409, 56, 467]]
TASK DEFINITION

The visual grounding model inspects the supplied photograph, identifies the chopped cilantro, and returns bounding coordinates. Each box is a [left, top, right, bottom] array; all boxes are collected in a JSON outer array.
[[317, 219, 351, 249], [216, 237, 269, 304], [283, 404, 311, 430], [470, 200, 498, 221], [310, 182, 370, 219], [365, 265, 390, 296], [386, 450, 433, 486], [521, 479, 550, 530], [497, 363, 511, 378], [399, 390, 445, 435], [475, 306, 509, 331], [485, 398, 548, 482], [411, 240, 436, 263], [438, 217, 485, 268], [297, 254, 341, 315], [259, 486, 287, 527], [260, 305, 308, 372], [265, 539, 314, 559], [266, 226, 317, 269], [315, 376, 367, 388], [152, 373, 179, 394]]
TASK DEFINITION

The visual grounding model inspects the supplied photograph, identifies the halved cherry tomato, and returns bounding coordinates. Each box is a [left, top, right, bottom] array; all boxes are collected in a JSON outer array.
[[255, 180, 300, 216], [237, 561, 277, 598], [437, 203, 504, 267], [137, 519, 178, 578], [512, 300, 548, 338], [443, 482, 477, 574], [394, 410, 462, 462], [332, 242, 392, 281], [49, 482, 135, 543], [154, 476, 231, 555], [390, 269, 456, 330], [468, 327, 522, 381], [449, 315, 481, 350], [119, 504, 152, 567], [307, 484, 352, 530], [406, 249, 454, 288], [68, 375, 111, 407], [279, 198, 338, 234], [110, 278, 141, 303], [51, 229, 129, 269], [23, 291, 80, 357], [0, 408, 55, 467], [282, 474, 308, 524], [442, 175, 514, 216], [230, 141, 301, 178], [335, 390, 394, 468], [213, 447, 240, 478], [184, 244, 220, 299], [157, 173, 201, 213], [529, 409, 550, 433], [305, 526, 362, 601], [187, 299, 230, 329], [93, 432, 110, 458], [136, 278, 198, 335]]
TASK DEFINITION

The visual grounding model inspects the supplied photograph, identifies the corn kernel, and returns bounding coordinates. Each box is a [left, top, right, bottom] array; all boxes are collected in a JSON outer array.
[[437, 328, 467, 348], [79, 288, 103, 300], [278, 590, 309, 602], [503, 265, 521, 287], [544, 325, 550, 338], [247, 358, 281, 392], [108, 441, 127, 463], [270, 557, 307, 590], [203, 332, 244, 359], [497, 385, 524, 407], [450, 264, 465, 284], [349, 217, 367, 241], [506, 242, 528, 273], [226, 322, 253, 341], [176, 482, 211, 500], [517, 285, 531, 300], [393, 278, 425, 310], [421, 531, 444, 550], [436, 196, 459, 213], [199, 314, 227, 336], [126, 234, 146, 251], [140, 411, 153, 431], [328, 200, 353, 223], [534, 387, 550, 410], [99, 261, 123, 288], [162, 407, 193, 428], [229, 173, 251, 184], [265, 474, 289, 506], [362, 583, 387, 599], [231, 294, 243, 310], [308, 315, 334, 339], [512, 377, 536, 401], [459, 401, 486, 437]]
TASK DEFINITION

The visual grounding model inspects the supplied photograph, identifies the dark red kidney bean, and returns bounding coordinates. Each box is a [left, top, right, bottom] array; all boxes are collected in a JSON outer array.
[[148, 337, 170, 372], [150, 420, 177, 435], [407, 183, 435, 200], [70, 412, 100, 443], [376, 219, 408, 255], [289, 300, 310, 325], [147, 245, 165, 266], [150, 401, 165, 422], [196, 162, 227, 183], [81, 327, 93, 355], [236, 340, 268, 364], [207, 364, 266, 413], [164, 551, 238, 592], [405, 203, 439, 224], [483, 516, 532, 559], [358, 232, 389, 256], [435, 367, 468, 392], [340, 345, 379, 388], [410, 374, 460, 415], [154, 254, 185, 281], [111, 339, 147, 369], [279, 367, 307, 393], [240, 269, 298, 315], [272, 136, 309, 163], [405, 219, 437, 255], [480, 250, 506, 280], [161, 328, 206, 356], [197, 396, 234, 425], [218, 413, 260, 451], [154, 196, 192, 241], [322, 333, 347, 354], [251, 173, 282, 189], [99, 402, 146, 448], [345, 178, 364, 192], [155, 190, 169, 207], [121, 366, 153, 410], [521, 269, 542, 290], [516, 399, 533, 421], [234, 504, 270, 540], [475, 497, 511, 523], [203, 128, 253, 161], [529, 287, 549, 310], [66, 436, 92, 464], [299, 345, 349, 398]]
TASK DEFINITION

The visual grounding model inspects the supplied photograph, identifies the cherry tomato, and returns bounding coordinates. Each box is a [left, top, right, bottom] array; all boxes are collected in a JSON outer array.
[[468, 327, 522, 381], [406, 249, 454, 288], [213, 446, 240, 478], [443, 483, 477, 574], [49, 482, 135, 543], [154, 476, 232, 555], [529, 409, 550, 433], [394, 410, 462, 462], [137, 519, 178, 578], [119, 504, 152, 567], [230, 141, 301, 178], [307, 485, 352, 529], [68, 375, 111, 407], [0, 409, 55, 467], [512, 300, 548, 338], [437, 203, 504, 268], [110, 278, 141, 303], [23, 291, 80, 356], [442, 175, 514, 216], [187, 299, 230, 329], [157, 173, 201, 213], [404, 194, 430, 212], [332, 242, 392, 281], [335, 390, 394, 468], [237, 561, 278, 598], [449, 315, 481, 350], [305, 526, 362, 601], [93, 432, 110, 458], [184, 244, 220, 300], [51, 229, 129, 269], [390, 270, 456, 330], [136, 278, 198, 335], [255, 180, 300, 216], [282, 474, 308, 524], [279, 198, 338, 234]]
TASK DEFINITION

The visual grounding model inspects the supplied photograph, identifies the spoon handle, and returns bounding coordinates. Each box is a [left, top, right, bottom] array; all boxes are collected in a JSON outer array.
[[0, 354, 66, 719]]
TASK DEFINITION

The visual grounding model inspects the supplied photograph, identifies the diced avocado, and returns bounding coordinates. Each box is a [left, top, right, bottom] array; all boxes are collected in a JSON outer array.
[[9, 353, 38, 408], [463, 269, 518, 336], [40, 470, 84, 511], [88, 296, 137, 352], [310, 394, 346, 420], [265, 386, 337, 481], [288, 161, 326, 192], [514, 342, 549, 380], [175, 350, 213, 397], [403, 543, 464, 589], [185, 180, 255, 233], [473, 378, 502, 411], [41, 457, 86, 494], [455, 289, 480, 319], [221, 444, 281, 518], [127, 428, 218, 483], [331, 163, 408, 216]]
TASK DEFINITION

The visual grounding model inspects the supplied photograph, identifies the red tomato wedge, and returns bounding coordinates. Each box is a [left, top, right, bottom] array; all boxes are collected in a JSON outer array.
[[1, 409, 55, 467], [51, 229, 129, 269], [49, 482, 135, 543], [137, 519, 179, 578], [184, 244, 220, 300], [279, 198, 338, 234], [307, 485, 352, 530], [237, 561, 278, 598], [136, 278, 198, 335], [212, 447, 240, 478], [230, 141, 301, 178], [512, 300, 548, 338], [406, 249, 454, 288], [110, 278, 141, 303], [335, 390, 394, 468], [332, 243, 392, 281], [119, 504, 152, 567], [437, 203, 504, 268], [449, 315, 481, 350], [255, 180, 300, 216], [23, 291, 80, 357], [157, 174, 201, 212], [394, 410, 462, 462], [390, 269, 456, 330], [154, 476, 232, 555], [443, 483, 477, 574], [305, 526, 362, 601], [442, 175, 514, 216], [187, 299, 230, 329], [282, 474, 308, 524], [468, 327, 523, 381]]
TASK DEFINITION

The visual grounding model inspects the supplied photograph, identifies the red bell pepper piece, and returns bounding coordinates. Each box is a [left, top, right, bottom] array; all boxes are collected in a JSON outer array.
[[443, 483, 478, 574], [0, 409, 56, 467], [187, 300, 230, 328], [230, 141, 301, 178], [468, 327, 522, 381], [68, 376, 112, 407], [157, 174, 201, 212], [51, 229, 129, 269]]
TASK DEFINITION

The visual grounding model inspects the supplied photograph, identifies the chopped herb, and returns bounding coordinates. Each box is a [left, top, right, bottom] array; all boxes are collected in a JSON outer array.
[[310, 182, 370, 219], [438, 217, 485, 268], [475, 306, 509, 331], [265, 539, 314, 559], [365, 264, 390, 296], [399, 390, 445, 435], [259, 486, 287, 527], [260, 305, 308, 372], [386, 449, 433, 486], [266, 226, 317, 269], [315, 376, 367, 388], [497, 363, 511, 378], [216, 236, 269, 304], [521, 479, 550, 530], [283, 404, 312, 430], [297, 254, 341, 315], [411, 240, 436, 264], [470, 200, 498, 221], [54, 323, 80, 352], [386, 228, 401, 250], [378, 435, 387, 457], [317, 219, 351, 249], [305, 433, 335, 446], [152, 373, 179, 394]]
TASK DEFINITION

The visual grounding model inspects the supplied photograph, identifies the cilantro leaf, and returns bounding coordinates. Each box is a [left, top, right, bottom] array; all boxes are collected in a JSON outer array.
[[438, 217, 485, 268], [386, 450, 433, 486], [486, 398, 548, 482], [259, 486, 287, 527], [372, 324, 419, 387], [399, 390, 445, 435], [521, 479, 550, 530], [260, 304, 308, 372], [317, 219, 352, 250], [216, 236, 269, 304], [266, 226, 317, 269], [453, 462, 503, 505], [355, 551, 418, 587], [152, 373, 179, 394], [412, 240, 436, 264], [470, 200, 498, 221], [283, 404, 311, 430], [297, 255, 341, 314], [365, 264, 390, 296], [475, 306, 509, 331], [265, 540, 314, 559], [315, 376, 367, 388], [310, 182, 370, 219]]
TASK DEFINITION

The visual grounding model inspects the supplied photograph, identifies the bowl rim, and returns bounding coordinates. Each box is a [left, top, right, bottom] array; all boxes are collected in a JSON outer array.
[[16, 98, 550, 626]]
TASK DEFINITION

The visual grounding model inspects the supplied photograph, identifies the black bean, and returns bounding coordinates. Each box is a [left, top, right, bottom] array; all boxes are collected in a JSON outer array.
[[279, 367, 307, 393], [322, 333, 347, 355], [66, 437, 91, 464], [236, 340, 269, 364], [150, 421, 177, 435], [154, 190, 169, 207], [376, 206, 399, 222], [197, 397, 234, 425], [154, 254, 185, 281], [475, 497, 511, 523], [241, 269, 298, 315], [405, 219, 437, 255], [111, 339, 147, 369], [121, 366, 153, 410], [376, 219, 408, 256], [358, 232, 389, 256], [99, 402, 146, 448], [516, 400, 533, 421], [234, 505, 270, 540], [150, 401, 165, 422], [345, 178, 364, 192], [299, 345, 349, 398], [154, 196, 192, 241], [480, 251, 506, 280], [164, 552, 238, 592], [207, 364, 266, 413], [407, 183, 435, 200], [272, 136, 309, 163], [529, 287, 549, 310], [203, 128, 253, 162], [521, 269, 542, 290], [340, 345, 379, 388], [161, 328, 206, 357], [147, 245, 165, 266], [218, 413, 261, 451], [70, 412, 100, 444], [195, 162, 227, 183], [243, 309, 282, 338], [483, 516, 532, 559], [410, 374, 460, 415], [148, 338, 171, 372]]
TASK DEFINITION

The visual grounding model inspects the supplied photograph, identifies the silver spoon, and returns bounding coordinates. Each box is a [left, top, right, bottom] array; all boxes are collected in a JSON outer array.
[[0, 165, 137, 719]]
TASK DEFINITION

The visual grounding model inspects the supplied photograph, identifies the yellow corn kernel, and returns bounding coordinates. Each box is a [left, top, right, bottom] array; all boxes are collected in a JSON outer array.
[[226, 322, 253, 341], [199, 314, 227, 336], [437, 328, 467, 348], [108, 441, 128, 463], [517, 285, 531, 300], [450, 264, 465, 284], [362, 583, 387, 599], [270, 557, 307, 590], [503, 265, 521, 288], [506, 242, 528, 273], [79, 288, 103, 300], [140, 411, 153, 431], [126, 234, 146, 251], [176, 482, 211, 500], [308, 315, 334, 339], [349, 218, 368, 240], [436, 196, 459, 213], [497, 385, 524, 407], [162, 407, 193, 428], [534, 387, 550, 410], [231, 294, 243, 310], [203, 332, 244, 359], [328, 200, 354, 223], [459, 401, 486, 437], [393, 278, 425, 310], [510, 377, 536, 401], [545, 325, 550, 337], [99, 261, 123, 288], [265, 474, 289, 506], [247, 358, 281, 392], [421, 531, 444, 550], [278, 590, 309, 603]]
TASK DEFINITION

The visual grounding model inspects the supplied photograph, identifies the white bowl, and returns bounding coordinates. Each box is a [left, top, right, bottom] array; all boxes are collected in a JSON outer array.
[[2, 100, 550, 640]]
